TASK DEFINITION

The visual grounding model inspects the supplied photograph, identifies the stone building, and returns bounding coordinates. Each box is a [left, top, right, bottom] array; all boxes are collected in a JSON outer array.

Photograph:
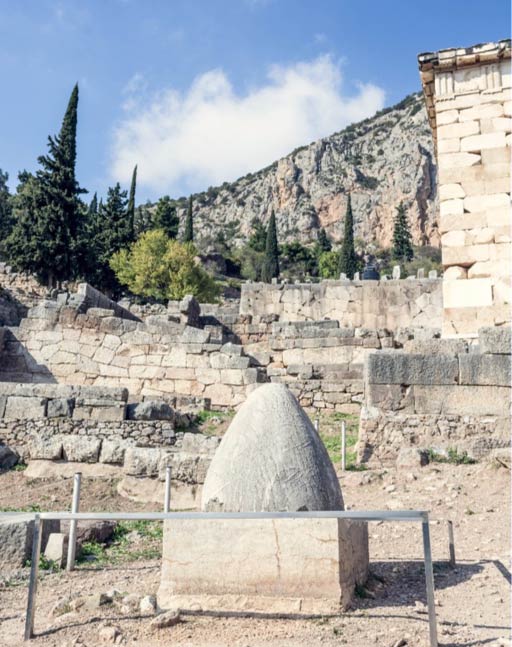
[[418, 40, 511, 337]]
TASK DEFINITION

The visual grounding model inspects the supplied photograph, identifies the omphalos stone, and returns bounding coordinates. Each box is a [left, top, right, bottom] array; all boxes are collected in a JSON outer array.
[[201, 383, 343, 512], [159, 383, 369, 615]]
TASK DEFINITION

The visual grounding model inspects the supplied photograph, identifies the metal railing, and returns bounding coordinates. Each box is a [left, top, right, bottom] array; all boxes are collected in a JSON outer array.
[[16, 509, 439, 646]]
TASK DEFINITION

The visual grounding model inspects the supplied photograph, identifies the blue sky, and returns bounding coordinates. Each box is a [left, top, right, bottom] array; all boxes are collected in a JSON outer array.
[[1, 0, 510, 203]]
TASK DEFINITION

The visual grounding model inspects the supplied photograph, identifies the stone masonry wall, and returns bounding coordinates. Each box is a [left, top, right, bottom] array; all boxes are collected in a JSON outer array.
[[358, 327, 511, 463], [0, 301, 266, 408], [419, 42, 511, 336], [240, 279, 442, 329]]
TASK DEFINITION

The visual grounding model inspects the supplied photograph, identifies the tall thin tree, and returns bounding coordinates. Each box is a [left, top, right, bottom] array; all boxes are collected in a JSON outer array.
[[338, 194, 357, 279], [183, 196, 193, 242], [7, 84, 84, 285], [126, 165, 137, 243], [392, 201, 413, 262], [261, 210, 279, 282]]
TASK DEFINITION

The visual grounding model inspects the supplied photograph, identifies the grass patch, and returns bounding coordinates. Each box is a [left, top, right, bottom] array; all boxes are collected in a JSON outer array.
[[314, 412, 365, 470], [0, 504, 41, 513], [11, 463, 27, 472], [427, 448, 476, 465], [77, 520, 163, 567], [194, 409, 235, 436]]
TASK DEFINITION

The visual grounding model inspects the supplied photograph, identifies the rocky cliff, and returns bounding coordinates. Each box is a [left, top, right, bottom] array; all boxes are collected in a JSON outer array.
[[173, 92, 439, 251]]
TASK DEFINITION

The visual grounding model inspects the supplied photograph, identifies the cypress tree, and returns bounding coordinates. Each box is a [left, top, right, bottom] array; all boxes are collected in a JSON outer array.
[[88, 192, 98, 218], [0, 170, 13, 252], [87, 183, 129, 295], [392, 201, 413, 262], [317, 227, 332, 253], [261, 210, 279, 283], [7, 84, 84, 286], [153, 195, 179, 238], [183, 196, 193, 242], [338, 194, 357, 279], [126, 165, 137, 243]]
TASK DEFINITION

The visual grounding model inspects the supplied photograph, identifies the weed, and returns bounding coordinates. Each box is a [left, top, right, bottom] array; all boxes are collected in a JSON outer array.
[[355, 584, 368, 598], [0, 504, 41, 513], [11, 463, 27, 472], [427, 448, 476, 465], [24, 555, 59, 572], [465, 508, 475, 516]]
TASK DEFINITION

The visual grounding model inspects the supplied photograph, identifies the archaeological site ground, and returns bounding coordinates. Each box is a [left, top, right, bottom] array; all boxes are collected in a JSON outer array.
[[0, 37, 511, 647]]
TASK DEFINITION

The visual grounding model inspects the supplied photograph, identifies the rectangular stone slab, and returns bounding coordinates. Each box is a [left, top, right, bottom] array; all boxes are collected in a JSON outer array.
[[158, 518, 368, 615]]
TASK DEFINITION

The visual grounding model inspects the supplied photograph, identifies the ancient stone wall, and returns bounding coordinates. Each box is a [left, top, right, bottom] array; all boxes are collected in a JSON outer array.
[[239, 279, 442, 329], [0, 301, 266, 409], [358, 327, 511, 463], [419, 41, 511, 336]]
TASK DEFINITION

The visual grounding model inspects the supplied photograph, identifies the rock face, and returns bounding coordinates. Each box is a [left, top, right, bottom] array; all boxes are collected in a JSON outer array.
[[201, 383, 343, 512], [174, 93, 438, 250]]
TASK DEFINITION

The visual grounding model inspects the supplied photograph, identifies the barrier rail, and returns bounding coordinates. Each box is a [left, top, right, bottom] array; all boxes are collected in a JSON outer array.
[[9, 509, 440, 646]]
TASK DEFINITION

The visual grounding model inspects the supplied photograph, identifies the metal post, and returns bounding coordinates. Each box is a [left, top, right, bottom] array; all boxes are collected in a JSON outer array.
[[314, 417, 319, 433], [341, 421, 346, 471], [164, 466, 172, 513], [66, 472, 81, 572], [24, 515, 43, 640], [421, 519, 438, 647], [447, 520, 456, 567]]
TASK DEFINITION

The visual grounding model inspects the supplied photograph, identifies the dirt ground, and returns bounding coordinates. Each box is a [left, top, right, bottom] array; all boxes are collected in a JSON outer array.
[[0, 459, 510, 647]]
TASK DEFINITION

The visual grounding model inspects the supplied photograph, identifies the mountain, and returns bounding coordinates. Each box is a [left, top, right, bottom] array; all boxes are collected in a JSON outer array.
[[173, 92, 439, 251]]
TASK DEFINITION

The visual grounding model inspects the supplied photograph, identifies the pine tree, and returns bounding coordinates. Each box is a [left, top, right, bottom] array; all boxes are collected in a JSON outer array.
[[183, 196, 193, 242], [261, 210, 279, 283], [7, 84, 84, 285], [392, 201, 413, 262], [126, 165, 137, 243], [153, 195, 179, 238], [338, 194, 357, 279]]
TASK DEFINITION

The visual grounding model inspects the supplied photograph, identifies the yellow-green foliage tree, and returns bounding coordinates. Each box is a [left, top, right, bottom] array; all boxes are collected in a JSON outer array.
[[110, 229, 221, 302]]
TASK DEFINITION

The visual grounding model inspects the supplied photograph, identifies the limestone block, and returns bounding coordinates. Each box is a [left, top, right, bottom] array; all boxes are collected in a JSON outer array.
[[443, 244, 490, 267], [123, 447, 162, 477], [62, 437, 101, 463], [210, 353, 250, 370], [467, 260, 503, 279], [98, 439, 131, 465], [72, 405, 126, 422], [436, 109, 459, 125], [396, 448, 428, 470], [47, 398, 74, 418], [440, 230, 466, 247], [494, 278, 512, 304], [481, 147, 511, 165], [127, 401, 174, 421], [459, 353, 511, 387], [489, 243, 511, 262], [490, 117, 512, 133], [461, 132, 507, 152], [437, 151, 480, 170], [505, 100, 512, 117], [203, 383, 234, 407], [195, 368, 221, 385], [440, 199, 464, 217], [413, 384, 510, 417], [158, 518, 368, 614], [44, 533, 68, 568], [0, 516, 59, 569], [479, 326, 511, 354], [92, 347, 115, 365], [440, 210, 487, 233], [438, 138, 460, 153], [438, 120, 479, 140], [366, 352, 458, 385], [442, 278, 493, 308], [439, 183, 465, 201], [220, 369, 244, 386], [443, 266, 467, 280], [179, 326, 210, 344], [459, 102, 503, 122], [161, 347, 187, 367], [470, 228, 495, 244], [464, 193, 510, 213], [4, 396, 47, 419], [483, 207, 512, 230]]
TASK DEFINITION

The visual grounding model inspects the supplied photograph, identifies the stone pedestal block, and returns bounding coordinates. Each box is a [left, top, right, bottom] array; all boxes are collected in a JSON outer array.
[[158, 518, 368, 615]]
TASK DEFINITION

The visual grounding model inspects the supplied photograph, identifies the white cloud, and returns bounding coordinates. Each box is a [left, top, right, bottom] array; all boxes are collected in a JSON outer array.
[[110, 55, 385, 196]]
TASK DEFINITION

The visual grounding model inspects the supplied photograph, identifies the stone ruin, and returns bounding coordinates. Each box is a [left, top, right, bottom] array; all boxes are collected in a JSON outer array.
[[158, 384, 368, 614]]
